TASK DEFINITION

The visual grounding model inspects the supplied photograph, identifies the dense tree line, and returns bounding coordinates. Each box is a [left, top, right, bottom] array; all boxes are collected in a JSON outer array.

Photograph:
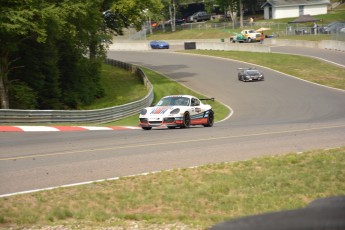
[[0, 0, 251, 109], [0, 0, 162, 109]]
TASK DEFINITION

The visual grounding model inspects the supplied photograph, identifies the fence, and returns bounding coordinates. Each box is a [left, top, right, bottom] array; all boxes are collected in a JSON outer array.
[[150, 21, 288, 36], [285, 25, 345, 41], [131, 21, 345, 42], [0, 59, 154, 124]]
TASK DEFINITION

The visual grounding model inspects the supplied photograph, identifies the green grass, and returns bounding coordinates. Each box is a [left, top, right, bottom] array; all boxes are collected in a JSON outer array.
[[180, 50, 345, 90], [80, 64, 149, 110], [148, 29, 233, 40], [147, 24, 333, 42], [262, 9, 345, 24], [1, 147, 344, 229]]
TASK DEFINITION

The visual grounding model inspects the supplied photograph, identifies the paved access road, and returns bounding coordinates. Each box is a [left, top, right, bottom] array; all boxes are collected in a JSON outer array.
[[1, 46, 345, 196]]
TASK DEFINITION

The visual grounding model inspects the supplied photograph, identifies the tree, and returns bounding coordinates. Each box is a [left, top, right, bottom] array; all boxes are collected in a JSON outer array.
[[216, 0, 240, 28], [0, 0, 52, 109], [239, 0, 243, 28], [14, 31, 62, 109], [169, 0, 177, 32], [1, 0, 163, 109], [243, 0, 258, 15], [109, 0, 163, 32]]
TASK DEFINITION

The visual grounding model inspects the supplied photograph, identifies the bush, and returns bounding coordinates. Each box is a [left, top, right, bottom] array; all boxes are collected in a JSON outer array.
[[9, 81, 38, 109]]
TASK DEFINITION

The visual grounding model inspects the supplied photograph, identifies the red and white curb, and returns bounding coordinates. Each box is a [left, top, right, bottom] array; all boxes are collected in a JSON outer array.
[[0, 126, 141, 132]]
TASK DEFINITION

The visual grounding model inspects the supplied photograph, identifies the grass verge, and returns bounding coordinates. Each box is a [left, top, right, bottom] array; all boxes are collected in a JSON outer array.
[[1, 147, 344, 229], [147, 29, 233, 40], [180, 50, 345, 90], [147, 28, 334, 42], [80, 64, 149, 110]]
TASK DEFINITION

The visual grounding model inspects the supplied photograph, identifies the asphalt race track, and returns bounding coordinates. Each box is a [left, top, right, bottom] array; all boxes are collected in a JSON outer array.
[[1, 46, 345, 196]]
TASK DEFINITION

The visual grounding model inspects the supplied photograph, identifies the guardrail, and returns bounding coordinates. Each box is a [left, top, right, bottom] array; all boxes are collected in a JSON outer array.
[[0, 59, 154, 124]]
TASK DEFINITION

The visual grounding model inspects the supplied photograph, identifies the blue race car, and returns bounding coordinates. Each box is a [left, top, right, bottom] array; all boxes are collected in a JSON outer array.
[[150, 40, 169, 49]]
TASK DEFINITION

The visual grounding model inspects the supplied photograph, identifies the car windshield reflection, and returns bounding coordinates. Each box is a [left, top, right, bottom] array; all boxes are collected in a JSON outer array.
[[247, 70, 260, 75], [156, 97, 190, 106]]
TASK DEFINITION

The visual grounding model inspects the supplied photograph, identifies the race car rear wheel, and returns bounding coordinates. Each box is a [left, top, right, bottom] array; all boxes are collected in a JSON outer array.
[[204, 110, 214, 127], [181, 112, 191, 128]]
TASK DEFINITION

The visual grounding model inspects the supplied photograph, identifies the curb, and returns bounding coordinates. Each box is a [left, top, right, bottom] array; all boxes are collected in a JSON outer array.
[[0, 126, 141, 132]]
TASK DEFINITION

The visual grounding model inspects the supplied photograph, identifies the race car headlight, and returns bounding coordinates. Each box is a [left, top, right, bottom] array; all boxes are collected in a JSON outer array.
[[170, 108, 180, 114], [140, 109, 147, 115]]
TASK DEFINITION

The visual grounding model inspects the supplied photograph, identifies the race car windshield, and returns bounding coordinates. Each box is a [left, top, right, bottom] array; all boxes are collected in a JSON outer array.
[[156, 97, 190, 106], [246, 70, 260, 76]]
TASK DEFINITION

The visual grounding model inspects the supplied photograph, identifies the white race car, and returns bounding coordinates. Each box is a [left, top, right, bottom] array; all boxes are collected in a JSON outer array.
[[139, 95, 215, 130]]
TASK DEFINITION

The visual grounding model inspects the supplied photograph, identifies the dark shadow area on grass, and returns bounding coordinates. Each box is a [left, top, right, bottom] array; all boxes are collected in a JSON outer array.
[[210, 196, 345, 230]]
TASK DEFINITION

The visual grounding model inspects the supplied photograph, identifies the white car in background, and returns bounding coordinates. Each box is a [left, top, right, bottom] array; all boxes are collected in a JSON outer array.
[[139, 95, 215, 130]]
